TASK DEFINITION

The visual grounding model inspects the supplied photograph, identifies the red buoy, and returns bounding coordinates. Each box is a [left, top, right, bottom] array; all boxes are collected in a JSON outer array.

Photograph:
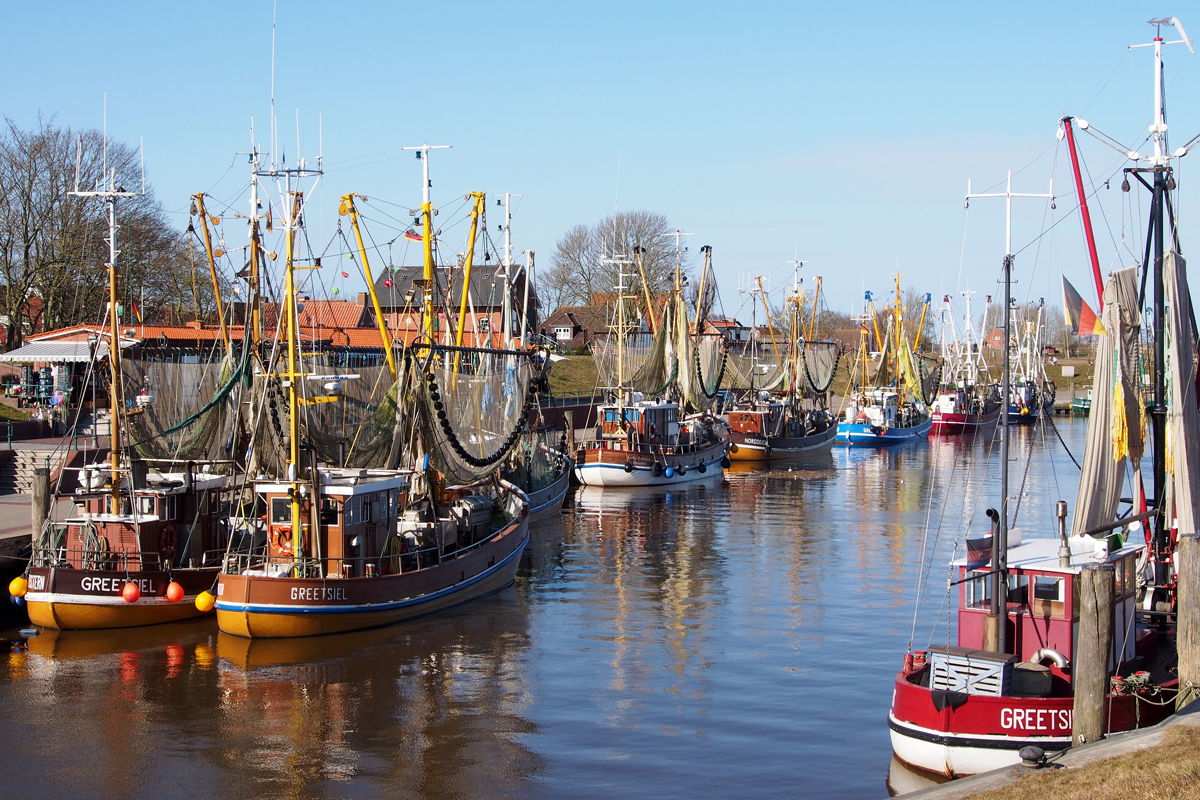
[[121, 582, 141, 603], [165, 581, 184, 603]]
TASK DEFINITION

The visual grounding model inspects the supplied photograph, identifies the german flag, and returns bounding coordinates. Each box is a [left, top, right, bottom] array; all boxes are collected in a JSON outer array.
[[1062, 275, 1106, 336]]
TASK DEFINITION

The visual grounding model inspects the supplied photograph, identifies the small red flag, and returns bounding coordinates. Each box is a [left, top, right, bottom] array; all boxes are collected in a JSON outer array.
[[405, 231, 422, 242], [342, 271, 349, 278]]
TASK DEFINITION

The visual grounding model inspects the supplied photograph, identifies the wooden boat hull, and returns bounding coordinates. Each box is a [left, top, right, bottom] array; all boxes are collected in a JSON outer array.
[[888, 669, 1172, 777], [573, 440, 728, 487], [22, 565, 217, 630], [215, 514, 529, 639], [929, 407, 1001, 436], [527, 460, 573, 521], [727, 425, 837, 461], [835, 417, 932, 445]]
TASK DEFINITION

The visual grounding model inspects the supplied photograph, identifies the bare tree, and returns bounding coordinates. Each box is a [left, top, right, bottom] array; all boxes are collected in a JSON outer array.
[[0, 117, 211, 348], [539, 210, 691, 314]]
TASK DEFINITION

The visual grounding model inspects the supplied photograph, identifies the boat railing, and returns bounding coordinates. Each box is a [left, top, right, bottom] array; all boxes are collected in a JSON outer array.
[[220, 519, 513, 580], [29, 545, 227, 572]]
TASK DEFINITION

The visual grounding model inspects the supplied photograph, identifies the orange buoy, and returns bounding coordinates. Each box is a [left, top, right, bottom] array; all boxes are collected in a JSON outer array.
[[122, 582, 141, 603], [8, 576, 28, 598], [165, 581, 184, 603], [195, 591, 215, 613]]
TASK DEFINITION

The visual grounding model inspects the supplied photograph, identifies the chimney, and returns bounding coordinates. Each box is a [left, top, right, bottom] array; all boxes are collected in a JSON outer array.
[[358, 292, 368, 305]]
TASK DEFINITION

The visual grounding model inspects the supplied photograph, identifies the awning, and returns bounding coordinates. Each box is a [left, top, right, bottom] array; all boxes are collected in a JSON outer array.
[[0, 340, 114, 363]]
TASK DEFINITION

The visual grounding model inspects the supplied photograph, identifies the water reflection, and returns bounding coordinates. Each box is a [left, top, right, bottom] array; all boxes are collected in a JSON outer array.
[[0, 418, 1095, 799]]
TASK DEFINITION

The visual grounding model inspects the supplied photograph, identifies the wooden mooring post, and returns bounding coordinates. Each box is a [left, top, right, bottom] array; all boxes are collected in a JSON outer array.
[[31, 465, 50, 541], [1072, 562, 1114, 746], [1178, 533, 1200, 711]]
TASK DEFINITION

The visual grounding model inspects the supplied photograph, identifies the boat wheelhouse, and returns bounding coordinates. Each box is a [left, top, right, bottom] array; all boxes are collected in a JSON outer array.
[[889, 533, 1172, 776]]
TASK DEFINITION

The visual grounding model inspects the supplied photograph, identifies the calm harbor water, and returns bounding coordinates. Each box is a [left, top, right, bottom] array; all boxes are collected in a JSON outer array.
[[0, 418, 1093, 799]]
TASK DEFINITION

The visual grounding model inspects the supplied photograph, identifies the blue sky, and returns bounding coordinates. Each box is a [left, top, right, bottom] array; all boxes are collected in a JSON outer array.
[[6, 1, 1199, 324]]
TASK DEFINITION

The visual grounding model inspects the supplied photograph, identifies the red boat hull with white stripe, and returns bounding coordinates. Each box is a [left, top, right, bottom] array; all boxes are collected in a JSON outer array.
[[929, 407, 1001, 436], [889, 667, 1172, 777]]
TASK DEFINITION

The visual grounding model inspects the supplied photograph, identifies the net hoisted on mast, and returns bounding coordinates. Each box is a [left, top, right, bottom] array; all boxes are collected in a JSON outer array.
[[415, 346, 536, 485]]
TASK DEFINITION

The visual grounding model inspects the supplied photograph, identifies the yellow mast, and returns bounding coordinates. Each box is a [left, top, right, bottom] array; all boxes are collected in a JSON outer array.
[[634, 246, 657, 334], [285, 192, 303, 566], [192, 194, 232, 358], [340, 193, 396, 379], [456, 192, 486, 350], [806, 276, 822, 342], [755, 276, 784, 377], [693, 246, 710, 335]]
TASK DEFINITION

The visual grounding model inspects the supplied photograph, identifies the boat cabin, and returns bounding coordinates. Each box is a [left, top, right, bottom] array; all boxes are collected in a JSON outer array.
[[256, 469, 410, 579], [60, 467, 229, 569], [956, 534, 1142, 676], [599, 401, 681, 447], [844, 389, 899, 426]]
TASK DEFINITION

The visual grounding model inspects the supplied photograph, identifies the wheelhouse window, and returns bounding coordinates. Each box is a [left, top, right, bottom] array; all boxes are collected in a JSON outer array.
[[137, 497, 155, 517], [1031, 574, 1066, 618], [320, 498, 339, 526], [271, 497, 291, 524], [965, 570, 992, 609]]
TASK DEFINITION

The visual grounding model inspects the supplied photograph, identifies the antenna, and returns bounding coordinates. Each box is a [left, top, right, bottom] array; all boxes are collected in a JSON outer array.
[[270, 0, 277, 168], [139, 136, 145, 195], [73, 135, 82, 194], [102, 91, 107, 182]]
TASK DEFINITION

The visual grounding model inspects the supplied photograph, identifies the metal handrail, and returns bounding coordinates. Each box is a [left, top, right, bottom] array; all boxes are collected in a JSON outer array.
[[220, 518, 515, 579]]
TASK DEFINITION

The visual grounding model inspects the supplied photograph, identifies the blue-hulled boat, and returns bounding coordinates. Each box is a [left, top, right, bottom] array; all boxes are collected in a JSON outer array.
[[836, 389, 933, 445]]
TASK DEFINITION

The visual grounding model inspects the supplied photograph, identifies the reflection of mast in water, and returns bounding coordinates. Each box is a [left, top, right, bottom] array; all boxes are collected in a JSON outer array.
[[213, 612, 542, 794]]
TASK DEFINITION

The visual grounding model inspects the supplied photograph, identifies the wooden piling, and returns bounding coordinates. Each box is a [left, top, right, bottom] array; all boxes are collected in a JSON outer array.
[[1177, 533, 1200, 711], [564, 410, 575, 453], [1072, 562, 1115, 746], [31, 465, 50, 542]]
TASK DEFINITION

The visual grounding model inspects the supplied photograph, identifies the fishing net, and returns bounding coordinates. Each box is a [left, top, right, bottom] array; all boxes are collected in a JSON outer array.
[[506, 425, 569, 494], [917, 354, 942, 405], [1164, 252, 1200, 534], [726, 354, 784, 391], [800, 342, 839, 393], [124, 353, 242, 466], [688, 334, 726, 407], [301, 359, 401, 470], [416, 350, 534, 484], [591, 328, 669, 394]]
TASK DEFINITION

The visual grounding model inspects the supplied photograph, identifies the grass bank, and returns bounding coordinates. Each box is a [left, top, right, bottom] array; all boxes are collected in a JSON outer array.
[[966, 725, 1200, 800]]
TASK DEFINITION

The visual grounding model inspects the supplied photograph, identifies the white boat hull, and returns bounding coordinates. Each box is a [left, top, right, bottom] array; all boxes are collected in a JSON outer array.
[[573, 450, 726, 487], [888, 713, 1069, 778]]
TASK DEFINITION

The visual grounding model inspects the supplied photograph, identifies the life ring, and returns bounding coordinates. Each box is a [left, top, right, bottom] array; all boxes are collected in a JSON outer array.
[[275, 526, 306, 556], [159, 525, 177, 559]]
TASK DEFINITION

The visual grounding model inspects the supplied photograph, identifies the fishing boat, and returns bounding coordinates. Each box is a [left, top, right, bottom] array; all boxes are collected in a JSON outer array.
[[891, 25, 1197, 773], [836, 277, 934, 445], [725, 262, 838, 460], [929, 292, 1002, 435], [574, 239, 730, 486], [214, 144, 531, 639], [13, 164, 235, 629]]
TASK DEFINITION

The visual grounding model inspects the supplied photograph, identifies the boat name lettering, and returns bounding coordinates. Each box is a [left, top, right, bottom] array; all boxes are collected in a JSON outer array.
[[745, 438, 766, 446], [28, 574, 45, 591], [291, 586, 347, 601], [1000, 707, 1071, 732], [80, 577, 154, 593]]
